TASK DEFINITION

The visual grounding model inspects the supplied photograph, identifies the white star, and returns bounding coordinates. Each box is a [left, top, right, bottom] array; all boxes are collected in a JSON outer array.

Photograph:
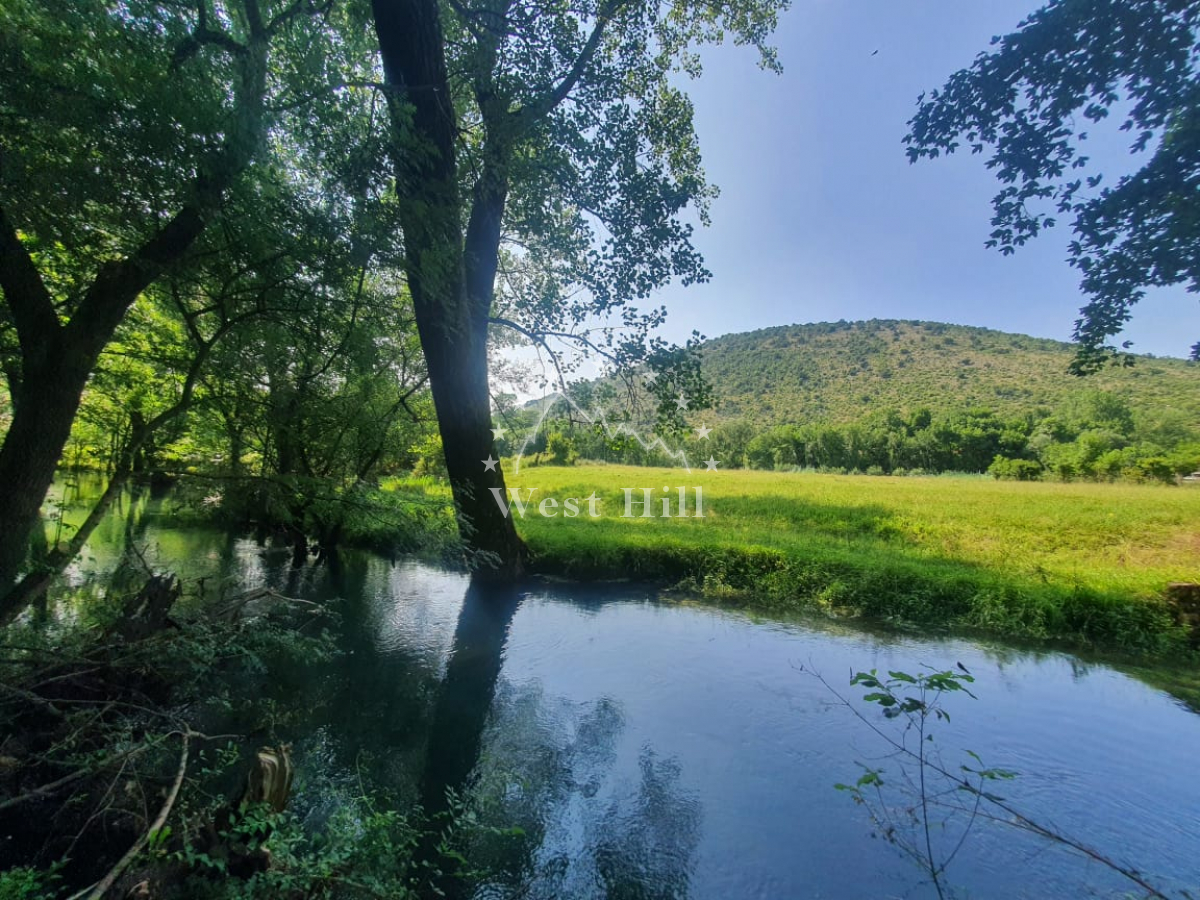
[[491, 426, 506, 440], [644, 372, 657, 387], [675, 393, 689, 410], [482, 455, 499, 472], [704, 456, 719, 471], [695, 424, 712, 440]]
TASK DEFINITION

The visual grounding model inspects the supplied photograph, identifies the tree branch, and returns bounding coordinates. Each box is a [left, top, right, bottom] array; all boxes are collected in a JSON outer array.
[[514, 0, 624, 125], [489, 315, 620, 366], [488, 315, 570, 393], [267, 0, 333, 35], [0, 204, 62, 357], [80, 731, 190, 900]]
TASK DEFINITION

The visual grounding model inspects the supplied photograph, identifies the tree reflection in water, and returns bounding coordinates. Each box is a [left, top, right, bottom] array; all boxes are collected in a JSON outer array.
[[459, 681, 701, 899]]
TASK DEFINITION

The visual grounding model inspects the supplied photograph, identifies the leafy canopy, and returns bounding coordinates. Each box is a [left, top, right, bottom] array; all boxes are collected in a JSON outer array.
[[904, 0, 1200, 372], [431, 0, 790, 392]]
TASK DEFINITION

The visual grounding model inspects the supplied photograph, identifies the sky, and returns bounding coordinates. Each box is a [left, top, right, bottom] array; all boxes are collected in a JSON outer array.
[[644, 0, 1200, 360]]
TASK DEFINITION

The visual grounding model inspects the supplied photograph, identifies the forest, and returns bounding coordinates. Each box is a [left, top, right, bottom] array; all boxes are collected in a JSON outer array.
[[497, 319, 1200, 479], [510, 379, 1200, 481]]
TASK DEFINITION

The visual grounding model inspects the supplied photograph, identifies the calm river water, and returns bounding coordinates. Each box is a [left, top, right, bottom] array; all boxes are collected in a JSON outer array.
[[47, 480, 1200, 899]]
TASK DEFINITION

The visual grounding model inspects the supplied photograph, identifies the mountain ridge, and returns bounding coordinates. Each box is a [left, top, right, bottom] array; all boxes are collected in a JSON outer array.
[[694, 318, 1200, 424]]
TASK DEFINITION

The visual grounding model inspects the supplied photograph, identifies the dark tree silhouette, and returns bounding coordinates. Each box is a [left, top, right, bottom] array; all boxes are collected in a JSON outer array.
[[906, 0, 1200, 372]]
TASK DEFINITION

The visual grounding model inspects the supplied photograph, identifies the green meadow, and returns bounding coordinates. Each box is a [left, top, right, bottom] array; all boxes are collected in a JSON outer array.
[[486, 464, 1200, 656]]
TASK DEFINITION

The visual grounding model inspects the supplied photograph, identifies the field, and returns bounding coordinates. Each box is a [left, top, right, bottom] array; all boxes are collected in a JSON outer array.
[[489, 464, 1200, 655]]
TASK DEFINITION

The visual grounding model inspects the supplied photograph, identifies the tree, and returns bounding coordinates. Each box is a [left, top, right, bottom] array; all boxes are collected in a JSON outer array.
[[0, 0, 335, 611], [368, 0, 788, 579], [905, 0, 1200, 373]]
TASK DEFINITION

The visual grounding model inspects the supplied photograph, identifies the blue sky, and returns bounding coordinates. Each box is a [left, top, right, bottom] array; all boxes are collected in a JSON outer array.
[[650, 0, 1200, 359]]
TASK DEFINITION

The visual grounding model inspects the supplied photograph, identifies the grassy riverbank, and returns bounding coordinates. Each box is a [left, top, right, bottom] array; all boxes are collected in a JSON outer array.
[[486, 465, 1200, 656]]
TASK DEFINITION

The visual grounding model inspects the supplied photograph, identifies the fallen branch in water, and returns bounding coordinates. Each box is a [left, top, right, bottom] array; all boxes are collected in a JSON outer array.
[[214, 587, 319, 623]]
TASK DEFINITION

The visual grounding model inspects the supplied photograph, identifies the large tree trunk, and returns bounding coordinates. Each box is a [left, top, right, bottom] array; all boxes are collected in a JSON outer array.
[[1, 293, 245, 616], [414, 295, 528, 581], [0, 360, 93, 620], [0, 23, 268, 616], [2, 461, 130, 618], [372, 0, 526, 581], [0, 194, 213, 608]]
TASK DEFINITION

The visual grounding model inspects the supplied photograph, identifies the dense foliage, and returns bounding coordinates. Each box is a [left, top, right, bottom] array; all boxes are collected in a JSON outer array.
[[0, 0, 786, 596], [509, 320, 1200, 479]]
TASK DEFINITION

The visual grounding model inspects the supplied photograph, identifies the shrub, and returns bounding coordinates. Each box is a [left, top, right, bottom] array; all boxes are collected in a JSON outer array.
[[1130, 457, 1175, 484], [987, 456, 1042, 481], [545, 431, 578, 466]]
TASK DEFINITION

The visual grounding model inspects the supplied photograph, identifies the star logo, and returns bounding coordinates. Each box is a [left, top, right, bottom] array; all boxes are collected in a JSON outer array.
[[704, 456, 719, 471], [675, 393, 689, 410], [482, 455, 499, 472], [694, 424, 712, 440], [491, 426, 506, 440]]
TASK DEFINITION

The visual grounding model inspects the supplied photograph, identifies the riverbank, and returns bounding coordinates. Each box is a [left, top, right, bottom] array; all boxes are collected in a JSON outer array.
[[107, 465, 1195, 659], [9, 557, 1198, 898], [476, 465, 1200, 657]]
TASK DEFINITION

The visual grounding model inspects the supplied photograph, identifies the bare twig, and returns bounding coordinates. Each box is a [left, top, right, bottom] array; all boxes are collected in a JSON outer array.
[[0, 738, 163, 813], [0, 680, 65, 719], [79, 731, 190, 900], [807, 665, 1171, 900]]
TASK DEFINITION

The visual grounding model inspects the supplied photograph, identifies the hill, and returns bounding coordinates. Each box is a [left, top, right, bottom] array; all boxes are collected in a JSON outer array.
[[697, 319, 1200, 424]]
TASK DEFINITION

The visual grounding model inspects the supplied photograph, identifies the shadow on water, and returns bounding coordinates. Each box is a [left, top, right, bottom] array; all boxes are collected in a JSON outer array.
[[319, 570, 704, 900], [34, 480, 1200, 899], [413, 580, 522, 899], [420, 582, 522, 822], [459, 660, 702, 900]]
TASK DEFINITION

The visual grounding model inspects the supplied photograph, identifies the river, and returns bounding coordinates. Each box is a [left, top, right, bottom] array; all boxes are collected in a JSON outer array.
[[42, 478, 1200, 899]]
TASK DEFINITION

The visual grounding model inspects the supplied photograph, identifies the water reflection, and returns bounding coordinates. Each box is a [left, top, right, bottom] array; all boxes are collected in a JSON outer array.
[[39, 488, 1200, 899], [421, 583, 522, 815]]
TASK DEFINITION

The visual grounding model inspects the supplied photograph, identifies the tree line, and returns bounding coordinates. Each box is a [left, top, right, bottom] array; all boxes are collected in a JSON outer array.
[[511, 388, 1200, 482]]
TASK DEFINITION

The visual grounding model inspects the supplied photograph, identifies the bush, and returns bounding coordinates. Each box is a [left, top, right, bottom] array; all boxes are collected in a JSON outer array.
[[1126, 457, 1175, 484], [987, 456, 1042, 481], [0, 867, 58, 900], [411, 432, 448, 479], [545, 431, 578, 466]]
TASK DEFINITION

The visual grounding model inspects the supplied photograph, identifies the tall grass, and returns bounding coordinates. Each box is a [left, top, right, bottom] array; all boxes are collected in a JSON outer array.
[[495, 466, 1200, 655]]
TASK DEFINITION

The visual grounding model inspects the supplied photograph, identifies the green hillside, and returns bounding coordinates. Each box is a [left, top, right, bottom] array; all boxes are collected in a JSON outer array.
[[698, 319, 1200, 424]]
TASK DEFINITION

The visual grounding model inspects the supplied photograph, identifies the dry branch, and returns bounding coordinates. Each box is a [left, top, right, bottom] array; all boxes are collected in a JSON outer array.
[[79, 731, 190, 900]]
